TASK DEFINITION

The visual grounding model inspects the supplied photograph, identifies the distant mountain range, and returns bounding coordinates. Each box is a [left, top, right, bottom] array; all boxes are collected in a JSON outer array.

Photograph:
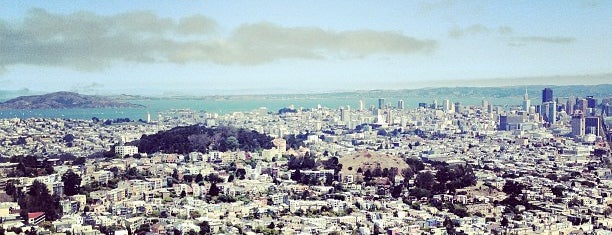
[[0, 91, 145, 109], [0, 83, 610, 109]]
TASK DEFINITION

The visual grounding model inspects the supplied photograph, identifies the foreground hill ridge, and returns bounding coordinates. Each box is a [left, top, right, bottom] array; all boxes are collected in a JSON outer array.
[[0, 91, 146, 109]]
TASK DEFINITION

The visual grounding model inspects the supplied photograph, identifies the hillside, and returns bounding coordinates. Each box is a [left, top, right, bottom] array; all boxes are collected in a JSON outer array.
[[131, 125, 275, 154], [339, 151, 410, 177], [0, 91, 145, 109]]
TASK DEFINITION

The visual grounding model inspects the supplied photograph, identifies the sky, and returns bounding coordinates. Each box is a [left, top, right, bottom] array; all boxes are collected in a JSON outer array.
[[0, 0, 611, 96]]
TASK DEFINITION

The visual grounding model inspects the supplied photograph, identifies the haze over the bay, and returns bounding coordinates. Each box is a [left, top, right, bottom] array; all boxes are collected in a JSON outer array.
[[0, 1, 610, 95]]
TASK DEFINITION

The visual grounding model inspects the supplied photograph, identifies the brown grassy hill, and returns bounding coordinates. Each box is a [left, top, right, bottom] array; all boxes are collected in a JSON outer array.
[[339, 150, 410, 177]]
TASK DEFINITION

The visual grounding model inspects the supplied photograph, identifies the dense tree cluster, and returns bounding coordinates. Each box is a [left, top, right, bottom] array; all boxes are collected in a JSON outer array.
[[287, 154, 317, 170], [132, 125, 275, 154], [17, 180, 62, 221], [433, 164, 477, 194], [62, 170, 82, 196], [277, 107, 297, 114], [7, 155, 54, 177], [103, 117, 132, 125], [284, 133, 308, 150]]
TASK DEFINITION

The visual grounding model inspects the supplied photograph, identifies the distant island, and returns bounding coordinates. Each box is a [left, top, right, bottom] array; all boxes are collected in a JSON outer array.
[[0, 91, 145, 109]]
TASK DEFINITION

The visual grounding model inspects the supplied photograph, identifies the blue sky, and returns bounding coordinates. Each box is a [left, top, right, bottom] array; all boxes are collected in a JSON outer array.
[[0, 0, 610, 95]]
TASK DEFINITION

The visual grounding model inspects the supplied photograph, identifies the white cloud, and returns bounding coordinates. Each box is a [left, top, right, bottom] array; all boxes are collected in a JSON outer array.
[[0, 9, 436, 71]]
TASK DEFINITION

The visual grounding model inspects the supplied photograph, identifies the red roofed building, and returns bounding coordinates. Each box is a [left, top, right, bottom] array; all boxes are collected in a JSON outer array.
[[27, 211, 45, 225]]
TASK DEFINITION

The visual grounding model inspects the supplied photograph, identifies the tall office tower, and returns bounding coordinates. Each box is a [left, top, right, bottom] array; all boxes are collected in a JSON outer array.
[[556, 97, 566, 112], [586, 96, 597, 116], [340, 107, 349, 122], [374, 107, 383, 116], [605, 104, 612, 116], [443, 99, 451, 112], [542, 88, 553, 103], [498, 115, 508, 130], [566, 96, 575, 115], [586, 96, 597, 108], [359, 100, 364, 111], [432, 99, 438, 109], [541, 103, 548, 121], [378, 98, 385, 109], [386, 110, 393, 124], [487, 103, 493, 113], [585, 117, 601, 136], [482, 100, 489, 109], [397, 100, 405, 110], [522, 89, 531, 112], [571, 113, 585, 137], [454, 102, 463, 113], [548, 101, 557, 124], [577, 98, 588, 115]]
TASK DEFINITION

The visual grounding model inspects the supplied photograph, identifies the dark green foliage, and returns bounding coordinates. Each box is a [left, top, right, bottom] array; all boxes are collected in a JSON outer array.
[[433, 164, 477, 194], [291, 169, 302, 181], [205, 173, 223, 183], [134, 224, 151, 235], [278, 108, 297, 114], [8, 155, 54, 177], [208, 183, 220, 197], [551, 185, 564, 198], [195, 173, 204, 183], [501, 217, 509, 227], [405, 157, 424, 171], [287, 155, 316, 170], [4, 180, 17, 199], [132, 125, 274, 154], [199, 221, 211, 235], [284, 133, 308, 150], [63, 134, 75, 142], [62, 170, 82, 196], [502, 180, 525, 196], [235, 169, 246, 180], [391, 185, 403, 198], [415, 171, 435, 190], [18, 180, 61, 221], [13, 137, 27, 145]]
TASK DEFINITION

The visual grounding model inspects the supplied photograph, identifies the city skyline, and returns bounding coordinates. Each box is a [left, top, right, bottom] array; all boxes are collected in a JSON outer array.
[[1, 1, 611, 95]]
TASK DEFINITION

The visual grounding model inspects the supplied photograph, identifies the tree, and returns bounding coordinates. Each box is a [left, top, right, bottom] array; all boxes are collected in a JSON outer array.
[[205, 173, 223, 183], [501, 217, 509, 227], [208, 183, 220, 197], [391, 185, 403, 198], [364, 169, 373, 182], [291, 169, 302, 181], [19, 180, 61, 221], [401, 168, 414, 182], [183, 175, 193, 183], [551, 185, 564, 198], [62, 170, 82, 196], [199, 221, 211, 235], [5, 180, 16, 198], [405, 157, 424, 171], [236, 168, 246, 180], [415, 171, 435, 190], [225, 136, 240, 151], [502, 180, 524, 196], [172, 169, 180, 181], [72, 157, 86, 165], [63, 134, 75, 143], [195, 173, 204, 183]]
